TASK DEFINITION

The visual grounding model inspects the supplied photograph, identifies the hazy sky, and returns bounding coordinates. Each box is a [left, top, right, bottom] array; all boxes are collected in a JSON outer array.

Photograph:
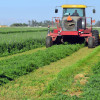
[[0, 0, 99, 25]]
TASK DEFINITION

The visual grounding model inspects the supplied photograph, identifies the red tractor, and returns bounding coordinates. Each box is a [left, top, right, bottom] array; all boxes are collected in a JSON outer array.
[[46, 5, 99, 48]]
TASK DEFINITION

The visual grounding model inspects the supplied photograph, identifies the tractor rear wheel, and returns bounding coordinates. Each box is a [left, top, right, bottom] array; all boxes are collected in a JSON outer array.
[[88, 37, 94, 48], [46, 36, 53, 48], [92, 30, 99, 46]]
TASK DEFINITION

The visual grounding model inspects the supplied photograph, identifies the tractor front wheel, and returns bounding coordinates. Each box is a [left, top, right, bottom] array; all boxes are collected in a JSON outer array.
[[88, 37, 94, 48], [92, 30, 99, 46], [46, 36, 53, 48]]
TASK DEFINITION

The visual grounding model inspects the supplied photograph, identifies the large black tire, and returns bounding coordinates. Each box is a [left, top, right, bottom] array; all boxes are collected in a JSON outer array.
[[56, 36, 62, 45], [88, 37, 94, 48], [46, 36, 53, 48], [92, 30, 99, 46]]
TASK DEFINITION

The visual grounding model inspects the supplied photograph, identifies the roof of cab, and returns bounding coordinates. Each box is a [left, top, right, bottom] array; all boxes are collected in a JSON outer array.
[[61, 5, 87, 8]]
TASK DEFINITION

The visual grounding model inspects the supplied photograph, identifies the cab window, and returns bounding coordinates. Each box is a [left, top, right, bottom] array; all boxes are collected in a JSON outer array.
[[63, 8, 85, 17]]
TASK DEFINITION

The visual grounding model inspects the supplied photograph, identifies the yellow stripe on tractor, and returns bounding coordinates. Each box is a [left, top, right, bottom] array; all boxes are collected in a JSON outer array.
[[61, 5, 87, 8]]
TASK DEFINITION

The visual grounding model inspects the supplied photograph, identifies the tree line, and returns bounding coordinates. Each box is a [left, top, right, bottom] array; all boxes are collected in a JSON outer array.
[[94, 21, 100, 27], [10, 20, 100, 27], [10, 20, 53, 27]]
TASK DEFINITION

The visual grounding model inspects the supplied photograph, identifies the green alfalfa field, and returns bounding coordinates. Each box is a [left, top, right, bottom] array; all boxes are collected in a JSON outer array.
[[0, 27, 100, 100]]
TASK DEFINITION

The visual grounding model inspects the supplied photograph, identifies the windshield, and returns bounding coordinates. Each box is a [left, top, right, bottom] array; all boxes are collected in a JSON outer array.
[[63, 8, 85, 17]]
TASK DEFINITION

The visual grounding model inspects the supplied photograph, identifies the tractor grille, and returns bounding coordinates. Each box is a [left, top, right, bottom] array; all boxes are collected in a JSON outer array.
[[62, 17, 80, 31], [64, 20, 76, 30]]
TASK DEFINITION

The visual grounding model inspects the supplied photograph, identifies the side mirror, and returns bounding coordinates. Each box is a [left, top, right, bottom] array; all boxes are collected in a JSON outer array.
[[55, 9, 58, 13], [93, 9, 96, 13]]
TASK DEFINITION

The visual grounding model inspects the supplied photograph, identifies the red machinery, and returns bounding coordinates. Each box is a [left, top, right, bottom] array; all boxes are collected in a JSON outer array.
[[46, 5, 99, 48]]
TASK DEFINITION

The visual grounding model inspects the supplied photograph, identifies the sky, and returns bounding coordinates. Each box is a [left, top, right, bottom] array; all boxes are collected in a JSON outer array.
[[0, 0, 99, 25]]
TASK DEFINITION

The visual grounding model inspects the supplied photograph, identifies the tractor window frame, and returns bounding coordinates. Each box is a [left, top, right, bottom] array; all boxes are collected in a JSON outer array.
[[63, 8, 85, 17]]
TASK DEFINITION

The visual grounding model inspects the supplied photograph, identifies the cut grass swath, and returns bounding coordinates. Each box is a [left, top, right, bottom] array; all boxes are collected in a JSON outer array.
[[44, 46, 100, 99], [81, 62, 100, 100], [48, 52, 100, 100], [0, 44, 83, 85]]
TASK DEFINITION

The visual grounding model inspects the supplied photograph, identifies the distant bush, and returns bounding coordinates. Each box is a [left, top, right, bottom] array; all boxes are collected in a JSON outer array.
[[95, 21, 100, 27], [10, 23, 28, 27]]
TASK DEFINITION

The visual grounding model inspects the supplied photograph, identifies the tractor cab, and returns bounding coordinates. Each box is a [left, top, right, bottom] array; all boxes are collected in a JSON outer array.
[[61, 5, 87, 31], [62, 5, 86, 17]]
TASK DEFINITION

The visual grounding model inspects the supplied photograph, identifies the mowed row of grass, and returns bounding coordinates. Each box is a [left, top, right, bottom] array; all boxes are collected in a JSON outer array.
[[0, 47, 46, 61], [0, 44, 83, 86], [81, 61, 100, 100], [41, 46, 100, 100], [0, 46, 94, 100]]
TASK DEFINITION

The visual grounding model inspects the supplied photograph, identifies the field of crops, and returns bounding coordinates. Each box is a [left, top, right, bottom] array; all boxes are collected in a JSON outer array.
[[0, 27, 100, 100], [0, 27, 47, 34], [0, 27, 47, 56]]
